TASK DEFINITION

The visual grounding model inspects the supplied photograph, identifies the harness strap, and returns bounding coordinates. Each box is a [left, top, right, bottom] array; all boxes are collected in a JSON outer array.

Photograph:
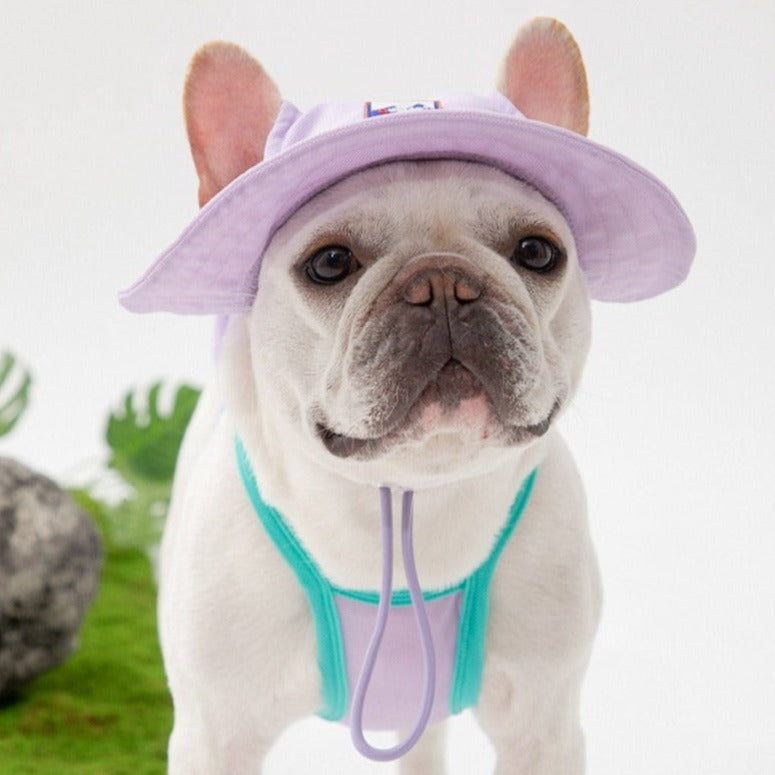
[[235, 438, 348, 720]]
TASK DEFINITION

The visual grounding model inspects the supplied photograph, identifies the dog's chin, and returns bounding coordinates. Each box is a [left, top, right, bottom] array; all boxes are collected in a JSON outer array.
[[317, 413, 555, 460], [315, 364, 559, 461]]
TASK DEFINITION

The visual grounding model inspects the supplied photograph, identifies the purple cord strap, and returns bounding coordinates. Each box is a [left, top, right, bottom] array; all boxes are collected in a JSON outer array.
[[350, 487, 437, 761]]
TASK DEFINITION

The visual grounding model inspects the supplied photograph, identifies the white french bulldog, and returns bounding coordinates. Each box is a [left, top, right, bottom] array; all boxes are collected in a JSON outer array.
[[137, 16, 693, 775]]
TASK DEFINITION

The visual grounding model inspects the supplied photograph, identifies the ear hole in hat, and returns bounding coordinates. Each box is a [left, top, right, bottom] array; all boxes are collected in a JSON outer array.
[[184, 41, 282, 207], [498, 17, 590, 137]]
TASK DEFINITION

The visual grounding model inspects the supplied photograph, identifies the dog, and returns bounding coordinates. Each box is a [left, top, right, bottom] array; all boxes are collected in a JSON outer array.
[[121, 16, 694, 774]]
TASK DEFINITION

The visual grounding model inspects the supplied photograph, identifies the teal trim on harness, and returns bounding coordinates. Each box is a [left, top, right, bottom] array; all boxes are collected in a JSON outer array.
[[449, 468, 537, 713], [235, 439, 348, 721], [333, 583, 463, 606], [235, 437, 536, 721]]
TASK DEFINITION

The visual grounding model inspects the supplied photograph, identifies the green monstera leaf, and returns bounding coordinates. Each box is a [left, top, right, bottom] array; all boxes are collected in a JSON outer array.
[[0, 351, 32, 438], [107, 382, 200, 486], [95, 382, 200, 551]]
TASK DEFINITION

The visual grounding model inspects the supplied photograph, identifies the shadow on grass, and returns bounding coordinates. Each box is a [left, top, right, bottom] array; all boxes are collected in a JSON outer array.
[[0, 691, 22, 711]]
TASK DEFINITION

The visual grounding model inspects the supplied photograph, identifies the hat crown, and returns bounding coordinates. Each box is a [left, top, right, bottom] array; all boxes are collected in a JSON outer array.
[[264, 92, 523, 160]]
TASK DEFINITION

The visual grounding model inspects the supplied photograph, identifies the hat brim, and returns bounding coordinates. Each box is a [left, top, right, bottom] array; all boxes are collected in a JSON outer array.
[[120, 109, 695, 313]]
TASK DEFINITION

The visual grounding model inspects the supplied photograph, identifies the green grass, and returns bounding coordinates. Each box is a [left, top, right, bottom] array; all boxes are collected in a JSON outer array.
[[0, 536, 172, 774]]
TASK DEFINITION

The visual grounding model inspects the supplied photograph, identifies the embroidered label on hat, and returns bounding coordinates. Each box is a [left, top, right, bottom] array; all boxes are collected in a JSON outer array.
[[364, 100, 443, 118]]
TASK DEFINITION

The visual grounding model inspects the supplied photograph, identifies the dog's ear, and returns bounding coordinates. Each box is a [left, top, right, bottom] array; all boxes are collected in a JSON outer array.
[[498, 17, 589, 136], [184, 42, 282, 207]]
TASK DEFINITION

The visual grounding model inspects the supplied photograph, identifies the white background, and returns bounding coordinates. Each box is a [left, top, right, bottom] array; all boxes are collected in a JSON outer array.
[[2, 1, 773, 773]]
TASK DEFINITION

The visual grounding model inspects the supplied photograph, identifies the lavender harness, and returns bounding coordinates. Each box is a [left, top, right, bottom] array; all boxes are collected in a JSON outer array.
[[235, 440, 536, 760]]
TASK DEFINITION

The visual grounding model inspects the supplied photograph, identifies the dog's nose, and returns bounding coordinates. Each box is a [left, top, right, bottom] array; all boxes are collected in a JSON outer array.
[[402, 267, 482, 307]]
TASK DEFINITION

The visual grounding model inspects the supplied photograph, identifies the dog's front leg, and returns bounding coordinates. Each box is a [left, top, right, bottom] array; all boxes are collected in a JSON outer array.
[[167, 699, 278, 775], [474, 439, 601, 774], [397, 720, 447, 775], [165, 649, 320, 775], [160, 416, 323, 775], [475, 663, 588, 775]]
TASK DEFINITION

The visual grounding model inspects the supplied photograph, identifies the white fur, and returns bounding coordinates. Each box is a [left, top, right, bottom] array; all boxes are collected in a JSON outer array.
[[159, 162, 602, 774]]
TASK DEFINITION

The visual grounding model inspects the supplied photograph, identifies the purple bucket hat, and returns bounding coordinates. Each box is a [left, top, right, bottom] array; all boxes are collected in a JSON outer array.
[[120, 92, 695, 314]]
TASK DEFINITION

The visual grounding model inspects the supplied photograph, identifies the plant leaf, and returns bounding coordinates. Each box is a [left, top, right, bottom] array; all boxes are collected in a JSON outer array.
[[106, 382, 200, 486], [0, 351, 32, 438]]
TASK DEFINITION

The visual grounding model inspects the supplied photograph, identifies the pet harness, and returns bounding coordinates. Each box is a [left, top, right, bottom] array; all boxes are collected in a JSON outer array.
[[235, 438, 537, 760]]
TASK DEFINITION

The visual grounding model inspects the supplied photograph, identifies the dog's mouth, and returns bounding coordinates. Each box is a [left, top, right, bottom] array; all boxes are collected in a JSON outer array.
[[315, 360, 559, 459]]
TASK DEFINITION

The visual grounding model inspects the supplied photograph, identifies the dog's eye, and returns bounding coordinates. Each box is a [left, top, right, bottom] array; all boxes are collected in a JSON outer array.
[[512, 236, 560, 273], [305, 246, 358, 285]]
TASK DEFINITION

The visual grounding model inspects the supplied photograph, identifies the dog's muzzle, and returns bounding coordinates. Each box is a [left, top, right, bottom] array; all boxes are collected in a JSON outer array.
[[314, 255, 555, 458]]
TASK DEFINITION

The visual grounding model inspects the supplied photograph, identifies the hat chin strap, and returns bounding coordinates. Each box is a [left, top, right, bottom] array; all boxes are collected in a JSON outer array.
[[350, 487, 437, 761]]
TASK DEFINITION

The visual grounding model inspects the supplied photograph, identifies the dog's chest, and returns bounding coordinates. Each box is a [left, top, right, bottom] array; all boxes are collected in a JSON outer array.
[[237, 441, 536, 730]]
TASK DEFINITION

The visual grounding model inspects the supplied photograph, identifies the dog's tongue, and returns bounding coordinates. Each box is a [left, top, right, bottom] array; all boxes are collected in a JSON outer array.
[[349, 488, 436, 761]]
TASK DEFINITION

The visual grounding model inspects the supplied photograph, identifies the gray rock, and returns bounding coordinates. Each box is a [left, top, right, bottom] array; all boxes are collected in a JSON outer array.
[[0, 456, 102, 698]]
